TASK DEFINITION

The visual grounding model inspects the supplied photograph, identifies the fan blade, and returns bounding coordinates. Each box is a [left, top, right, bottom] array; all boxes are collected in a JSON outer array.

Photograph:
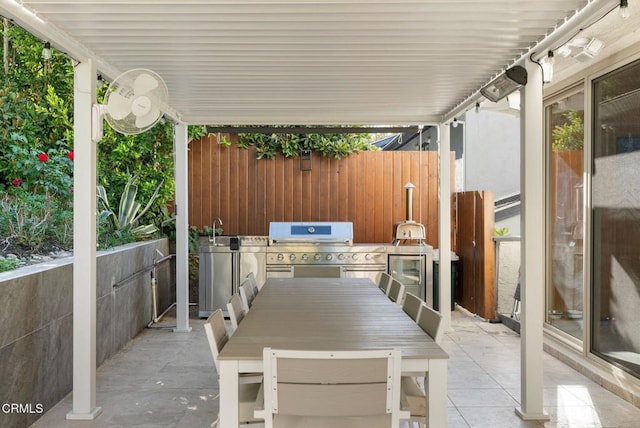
[[134, 73, 158, 96], [106, 92, 132, 120], [135, 105, 161, 129]]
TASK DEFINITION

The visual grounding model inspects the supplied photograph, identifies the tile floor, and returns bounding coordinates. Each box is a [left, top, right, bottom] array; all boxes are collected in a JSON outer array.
[[31, 309, 640, 428]]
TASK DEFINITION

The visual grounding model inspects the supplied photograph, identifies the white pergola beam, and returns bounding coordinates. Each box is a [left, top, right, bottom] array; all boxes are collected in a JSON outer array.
[[67, 59, 102, 421], [173, 123, 191, 333], [516, 60, 549, 422]]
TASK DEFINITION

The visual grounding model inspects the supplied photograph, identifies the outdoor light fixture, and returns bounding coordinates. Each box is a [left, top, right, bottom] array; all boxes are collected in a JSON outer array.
[[556, 37, 605, 63], [480, 65, 528, 103], [572, 38, 605, 62], [541, 51, 555, 83], [619, 0, 630, 19], [452, 118, 459, 128], [300, 149, 312, 171], [42, 41, 51, 61]]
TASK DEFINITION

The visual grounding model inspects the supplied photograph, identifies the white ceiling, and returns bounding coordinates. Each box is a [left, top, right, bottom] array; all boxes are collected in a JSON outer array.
[[1, 0, 631, 126]]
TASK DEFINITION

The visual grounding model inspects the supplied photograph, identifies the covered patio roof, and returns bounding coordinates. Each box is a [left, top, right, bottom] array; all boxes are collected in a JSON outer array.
[[2, 0, 638, 425], [0, 0, 622, 125]]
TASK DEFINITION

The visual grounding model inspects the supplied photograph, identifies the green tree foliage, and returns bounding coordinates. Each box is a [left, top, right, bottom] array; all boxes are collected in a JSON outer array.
[[0, 21, 189, 256], [551, 110, 584, 151]]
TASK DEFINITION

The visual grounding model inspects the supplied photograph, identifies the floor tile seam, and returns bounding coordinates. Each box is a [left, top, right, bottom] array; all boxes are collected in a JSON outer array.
[[446, 396, 473, 427], [480, 366, 522, 399]]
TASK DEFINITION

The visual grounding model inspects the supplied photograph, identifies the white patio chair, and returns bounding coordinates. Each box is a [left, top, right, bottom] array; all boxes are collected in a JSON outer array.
[[417, 303, 444, 344], [387, 279, 405, 305], [239, 278, 256, 313], [226, 293, 246, 334], [255, 348, 410, 428], [203, 309, 263, 427], [402, 303, 445, 427], [246, 271, 262, 294], [402, 292, 423, 322], [377, 272, 392, 295]]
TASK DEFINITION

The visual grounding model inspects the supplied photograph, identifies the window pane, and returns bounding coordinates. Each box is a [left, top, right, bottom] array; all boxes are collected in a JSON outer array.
[[592, 59, 640, 378], [546, 92, 584, 339]]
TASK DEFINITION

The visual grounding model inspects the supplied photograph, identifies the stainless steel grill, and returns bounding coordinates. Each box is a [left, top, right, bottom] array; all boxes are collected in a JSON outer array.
[[268, 221, 353, 245], [266, 222, 386, 280]]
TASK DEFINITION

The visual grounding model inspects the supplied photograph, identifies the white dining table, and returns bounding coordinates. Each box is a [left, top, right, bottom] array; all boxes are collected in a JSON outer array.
[[217, 277, 449, 427]]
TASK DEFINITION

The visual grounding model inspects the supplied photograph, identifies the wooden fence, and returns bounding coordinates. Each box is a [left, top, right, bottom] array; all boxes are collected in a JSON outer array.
[[454, 190, 496, 319], [188, 134, 454, 245]]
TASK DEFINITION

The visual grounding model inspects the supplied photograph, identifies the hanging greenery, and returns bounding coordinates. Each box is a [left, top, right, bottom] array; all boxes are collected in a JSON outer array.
[[231, 130, 378, 159]]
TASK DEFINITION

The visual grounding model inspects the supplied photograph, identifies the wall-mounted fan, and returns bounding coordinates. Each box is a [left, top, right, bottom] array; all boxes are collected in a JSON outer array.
[[92, 68, 168, 141]]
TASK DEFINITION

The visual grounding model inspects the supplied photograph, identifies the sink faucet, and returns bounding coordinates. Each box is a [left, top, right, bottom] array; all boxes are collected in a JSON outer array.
[[210, 217, 223, 244]]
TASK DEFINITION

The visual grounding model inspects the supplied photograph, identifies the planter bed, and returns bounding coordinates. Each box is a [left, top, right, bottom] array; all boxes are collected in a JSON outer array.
[[0, 239, 174, 428]]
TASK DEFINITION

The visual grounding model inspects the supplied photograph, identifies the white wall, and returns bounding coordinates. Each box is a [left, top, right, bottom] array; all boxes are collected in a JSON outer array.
[[462, 109, 521, 235], [463, 109, 520, 198]]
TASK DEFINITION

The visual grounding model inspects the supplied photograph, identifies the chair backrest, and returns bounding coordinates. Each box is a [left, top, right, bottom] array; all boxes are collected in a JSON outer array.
[[203, 309, 228, 373], [246, 271, 261, 294], [226, 293, 246, 333], [387, 279, 405, 305], [292, 265, 343, 278], [417, 303, 444, 344], [259, 348, 407, 427], [377, 272, 392, 295], [402, 292, 422, 322], [239, 279, 255, 312]]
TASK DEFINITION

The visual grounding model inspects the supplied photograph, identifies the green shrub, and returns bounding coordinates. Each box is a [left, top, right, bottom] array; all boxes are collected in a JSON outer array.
[[0, 190, 62, 250], [0, 258, 20, 273]]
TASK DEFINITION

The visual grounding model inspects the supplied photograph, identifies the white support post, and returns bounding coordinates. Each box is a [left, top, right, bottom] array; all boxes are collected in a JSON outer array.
[[438, 124, 452, 331], [67, 60, 102, 420], [174, 123, 191, 333], [516, 61, 549, 421]]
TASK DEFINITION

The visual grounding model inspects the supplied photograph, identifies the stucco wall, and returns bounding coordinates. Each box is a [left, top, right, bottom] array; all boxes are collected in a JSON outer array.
[[0, 239, 173, 428], [495, 238, 521, 316], [463, 109, 520, 197]]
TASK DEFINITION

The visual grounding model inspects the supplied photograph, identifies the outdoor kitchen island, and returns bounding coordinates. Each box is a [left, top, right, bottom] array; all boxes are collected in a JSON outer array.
[[199, 222, 438, 317]]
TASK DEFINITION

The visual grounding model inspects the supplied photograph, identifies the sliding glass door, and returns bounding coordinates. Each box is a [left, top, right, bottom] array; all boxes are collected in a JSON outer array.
[[546, 90, 585, 340], [592, 59, 640, 377]]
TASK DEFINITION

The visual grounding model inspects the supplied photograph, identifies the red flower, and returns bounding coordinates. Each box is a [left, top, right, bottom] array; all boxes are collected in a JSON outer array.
[[38, 153, 49, 162], [12, 178, 22, 187], [67, 151, 74, 161]]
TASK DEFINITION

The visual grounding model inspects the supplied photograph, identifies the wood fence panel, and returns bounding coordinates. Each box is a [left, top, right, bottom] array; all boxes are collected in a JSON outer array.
[[188, 137, 453, 245], [549, 150, 584, 313], [454, 190, 496, 319]]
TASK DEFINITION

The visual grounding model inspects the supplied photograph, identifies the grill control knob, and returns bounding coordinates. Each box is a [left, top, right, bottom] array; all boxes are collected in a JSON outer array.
[[338, 254, 345, 261], [289, 254, 297, 261], [326, 254, 333, 261], [302, 254, 309, 261], [365, 254, 373, 261], [352, 253, 359, 261], [277, 253, 284, 261], [314, 253, 321, 261]]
